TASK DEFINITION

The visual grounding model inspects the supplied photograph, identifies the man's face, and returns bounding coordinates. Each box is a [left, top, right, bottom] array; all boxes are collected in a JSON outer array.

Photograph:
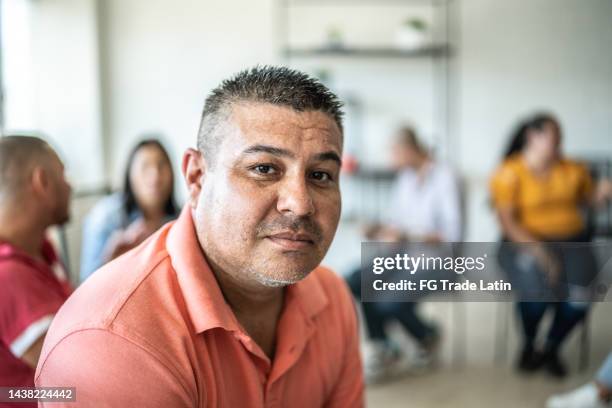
[[184, 103, 342, 288], [46, 151, 72, 225]]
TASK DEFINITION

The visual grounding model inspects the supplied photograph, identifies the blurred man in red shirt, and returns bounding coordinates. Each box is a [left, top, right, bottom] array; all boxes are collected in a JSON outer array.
[[0, 136, 73, 406]]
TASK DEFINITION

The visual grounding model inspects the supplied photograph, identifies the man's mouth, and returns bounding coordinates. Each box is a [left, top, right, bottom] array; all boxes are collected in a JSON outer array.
[[266, 231, 315, 250]]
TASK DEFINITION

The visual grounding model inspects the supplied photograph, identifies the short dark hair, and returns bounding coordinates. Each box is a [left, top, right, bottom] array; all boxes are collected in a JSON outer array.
[[0, 136, 53, 203], [197, 66, 344, 164]]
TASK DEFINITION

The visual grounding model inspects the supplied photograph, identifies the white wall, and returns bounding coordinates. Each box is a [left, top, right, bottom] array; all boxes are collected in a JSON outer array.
[[1, 0, 36, 128], [2, 0, 105, 190], [99, 0, 278, 197]]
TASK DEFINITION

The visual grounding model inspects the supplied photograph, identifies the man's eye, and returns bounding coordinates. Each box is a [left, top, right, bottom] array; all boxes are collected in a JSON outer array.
[[252, 165, 276, 175], [311, 171, 332, 182]]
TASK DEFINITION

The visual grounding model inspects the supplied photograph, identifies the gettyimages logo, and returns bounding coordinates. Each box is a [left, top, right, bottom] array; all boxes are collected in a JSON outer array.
[[372, 253, 488, 275], [361, 242, 612, 302]]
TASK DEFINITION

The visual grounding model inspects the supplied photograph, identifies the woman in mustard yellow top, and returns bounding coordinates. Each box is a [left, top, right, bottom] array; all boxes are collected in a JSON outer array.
[[491, 113, 612, 378]]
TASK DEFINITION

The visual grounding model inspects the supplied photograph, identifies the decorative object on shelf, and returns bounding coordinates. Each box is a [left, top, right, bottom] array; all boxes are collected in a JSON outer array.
[[394, 17, 429, 50], [325, 26, 344, 49]]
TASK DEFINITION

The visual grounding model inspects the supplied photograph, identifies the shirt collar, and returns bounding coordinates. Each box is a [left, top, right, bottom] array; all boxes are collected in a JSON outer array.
[[285, 266, 328, 322], [0, 238, 57, 266], [165, 205, 329, 334], [166, 206, 240, 333]]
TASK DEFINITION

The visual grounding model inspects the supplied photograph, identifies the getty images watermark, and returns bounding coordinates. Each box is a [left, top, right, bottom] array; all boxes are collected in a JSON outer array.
[[360, 242, 612, 302]]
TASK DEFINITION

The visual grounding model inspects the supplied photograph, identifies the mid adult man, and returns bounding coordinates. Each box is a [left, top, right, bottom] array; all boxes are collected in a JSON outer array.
[[36, 66, 364, 407], [0, 136, 73, 405]]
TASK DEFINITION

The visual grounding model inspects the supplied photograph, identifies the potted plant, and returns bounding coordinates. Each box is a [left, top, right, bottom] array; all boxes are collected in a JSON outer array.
[[395, 17, 429, 50]]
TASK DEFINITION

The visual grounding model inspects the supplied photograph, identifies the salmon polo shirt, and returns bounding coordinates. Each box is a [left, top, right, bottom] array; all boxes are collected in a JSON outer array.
[[36, 206, 364, 407]]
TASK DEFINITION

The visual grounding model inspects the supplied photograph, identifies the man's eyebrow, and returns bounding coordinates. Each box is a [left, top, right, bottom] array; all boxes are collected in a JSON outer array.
[[241, 144, 342, 166], [241, 144, 295, 158], [315, 151, 342, 166]]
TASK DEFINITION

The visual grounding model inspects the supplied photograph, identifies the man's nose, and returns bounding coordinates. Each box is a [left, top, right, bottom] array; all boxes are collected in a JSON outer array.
[[276, 177, 315, 217]]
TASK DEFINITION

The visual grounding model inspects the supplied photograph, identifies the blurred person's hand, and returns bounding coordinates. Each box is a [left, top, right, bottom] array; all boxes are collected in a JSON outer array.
[[594, 179, 612, 208], [105, 218, 163, 261], [531, 244, 561, 285]]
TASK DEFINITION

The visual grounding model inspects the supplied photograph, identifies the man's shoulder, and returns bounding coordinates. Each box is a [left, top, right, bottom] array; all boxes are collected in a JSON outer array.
[[36, 222, 199, 399], [0, 259, 46, 317], [0, 253, 43, 286], [0, 255, 34, 275], [41, 225, 187, 357]]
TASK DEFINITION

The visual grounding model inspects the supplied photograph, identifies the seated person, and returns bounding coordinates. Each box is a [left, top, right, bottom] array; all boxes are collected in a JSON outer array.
[[35, 66, 363, 407], [80, 138, 179, 281], [0, 136, 73, 402], [347, 126, 462, 383], [547, 352, 612, 408], [491, 113, 612, 378]]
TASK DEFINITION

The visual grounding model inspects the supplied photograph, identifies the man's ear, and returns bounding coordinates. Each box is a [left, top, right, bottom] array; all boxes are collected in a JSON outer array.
[[182, 148, 206, 209], [30, 166, 49, 197]]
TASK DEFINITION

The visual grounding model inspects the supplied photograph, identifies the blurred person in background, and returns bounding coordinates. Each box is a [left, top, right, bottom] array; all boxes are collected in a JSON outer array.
[[491, 113, 612, 378], [80, 138, 179, 282], [0, 136, 73, 401], [347, 126, 462, 384], [547, 352, 612, 408]]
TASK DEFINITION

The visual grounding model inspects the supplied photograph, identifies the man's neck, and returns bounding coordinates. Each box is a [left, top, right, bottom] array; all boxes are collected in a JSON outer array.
[[0, 209, 47, 261], [207, 257, 286, 359], [213, 264, 285, 318]]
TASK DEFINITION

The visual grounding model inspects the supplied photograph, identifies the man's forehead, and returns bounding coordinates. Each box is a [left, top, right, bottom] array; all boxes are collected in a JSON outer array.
[[229, 102, 342, 148]]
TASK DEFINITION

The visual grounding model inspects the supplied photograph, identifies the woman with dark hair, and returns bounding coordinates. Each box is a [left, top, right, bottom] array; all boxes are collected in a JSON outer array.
[[80, 139, 179, 282], [491, 113, 612, 378]]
